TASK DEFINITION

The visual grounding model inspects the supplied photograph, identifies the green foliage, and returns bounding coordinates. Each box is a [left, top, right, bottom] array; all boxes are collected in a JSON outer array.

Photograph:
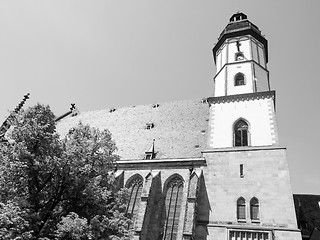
[[0, 201, 32, 239], [0, 104, 132, 239], [56, 213, 88, 240]]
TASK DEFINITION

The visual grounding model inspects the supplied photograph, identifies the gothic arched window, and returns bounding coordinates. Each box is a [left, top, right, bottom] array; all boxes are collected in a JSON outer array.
[[235, 73, 245, 86], [237, 197, 246, 220], [250, 197, 260, 220], [163, 176, 184, 240], [234, 119, 249, 147], [126, 175, 143, 228]]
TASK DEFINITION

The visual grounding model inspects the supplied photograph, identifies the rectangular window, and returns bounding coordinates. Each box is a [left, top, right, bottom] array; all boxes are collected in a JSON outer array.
[[238, 205, 246, 219], [240, 164, 244, 177], [251, 205, 259, 220], [229, 230, 269, 240]]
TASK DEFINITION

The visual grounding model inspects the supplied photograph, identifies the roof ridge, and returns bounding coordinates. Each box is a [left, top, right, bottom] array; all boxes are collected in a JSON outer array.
[[73, 97, 209, 116]]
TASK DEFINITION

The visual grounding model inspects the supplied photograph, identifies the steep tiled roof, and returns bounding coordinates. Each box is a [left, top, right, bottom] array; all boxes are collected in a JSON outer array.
[[293, 194, 320, 239], [56, 99, 210, 160]]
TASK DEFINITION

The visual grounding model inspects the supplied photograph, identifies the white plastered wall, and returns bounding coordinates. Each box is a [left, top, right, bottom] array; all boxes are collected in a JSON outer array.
[[228, 38, 251, 61], [209, 97, 278, 148], [254, 64, 269, 92], [226, 62, 254, 95], [215, 36, 267, 70], [214, 36, 269, 97], [214, 68, 226, 97]]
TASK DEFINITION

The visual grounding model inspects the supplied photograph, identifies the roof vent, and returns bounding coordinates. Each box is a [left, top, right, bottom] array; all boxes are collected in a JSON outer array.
[[152, 103, 160, 108], [146, 122, 154, 130], [109, 108, 116, 113], [195, 145, 200, 148]]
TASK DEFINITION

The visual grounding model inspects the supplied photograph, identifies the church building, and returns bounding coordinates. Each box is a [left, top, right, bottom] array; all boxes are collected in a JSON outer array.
[[55, 13, 302, 240]]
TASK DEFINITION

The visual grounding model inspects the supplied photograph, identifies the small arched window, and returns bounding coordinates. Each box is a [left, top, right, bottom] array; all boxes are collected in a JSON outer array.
[[126, 176, 143, 228], [235, 52, 244, 61], [235, 73, 245, 86], [250, 197, 259, 220], [234, 119, 249, 147], [237, 197, 246, 220], [163, 176, 184, 240]]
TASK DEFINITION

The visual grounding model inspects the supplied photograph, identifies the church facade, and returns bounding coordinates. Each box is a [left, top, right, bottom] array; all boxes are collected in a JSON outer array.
[[57, 13, 301, 240]]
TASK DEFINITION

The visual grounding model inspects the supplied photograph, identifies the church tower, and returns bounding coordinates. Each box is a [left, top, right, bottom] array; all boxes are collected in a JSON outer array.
[[197, 13, 302, 239], [210, 12, 276, 148], [56, 12, 302, 240]]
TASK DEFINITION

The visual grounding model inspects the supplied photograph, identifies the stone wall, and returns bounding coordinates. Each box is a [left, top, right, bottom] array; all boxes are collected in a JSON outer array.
[[197, 147, 301, 240]]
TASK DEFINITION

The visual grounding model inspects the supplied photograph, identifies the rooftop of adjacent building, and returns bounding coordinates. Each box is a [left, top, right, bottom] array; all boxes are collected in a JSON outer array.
[[56, 98, 210, 160], [293, 194, 320, 239]]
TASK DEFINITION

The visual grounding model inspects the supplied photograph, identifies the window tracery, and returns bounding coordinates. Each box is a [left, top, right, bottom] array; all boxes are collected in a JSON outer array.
[[126, 176, 143, 228], [163, 176, 184, 240], [234, 119, 249, 147]]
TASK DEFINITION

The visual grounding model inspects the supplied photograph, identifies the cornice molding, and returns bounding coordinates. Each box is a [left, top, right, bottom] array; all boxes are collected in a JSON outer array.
[[202, 145, 285, 154], [207, 91, 275, 105], [116, 157, 206, 169], [197, 220, 300, 232], [214, 59, 269, 80]]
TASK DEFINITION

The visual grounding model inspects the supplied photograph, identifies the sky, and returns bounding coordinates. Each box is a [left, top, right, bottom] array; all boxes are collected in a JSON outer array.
[[0, 0, 319, 194]]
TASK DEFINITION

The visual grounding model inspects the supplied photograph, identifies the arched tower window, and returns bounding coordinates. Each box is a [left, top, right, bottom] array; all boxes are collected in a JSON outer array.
[[126, 175, 143, 228], [250, 197, 260, 220], [163, 175, 184, 240], [235, 52, 244, 61], [237, 197, 246, 220], [234, 119, 249, 147], [235, 73, 245, 86]]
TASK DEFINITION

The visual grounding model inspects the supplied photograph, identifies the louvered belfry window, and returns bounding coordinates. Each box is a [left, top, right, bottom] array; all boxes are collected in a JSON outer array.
[[250, 198, 259, 220], [237, 197, 246, 220], [163, 176, 184, 240], [126, 176, 143, 228]]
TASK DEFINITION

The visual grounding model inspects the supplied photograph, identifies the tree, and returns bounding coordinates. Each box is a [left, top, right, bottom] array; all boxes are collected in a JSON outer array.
[[0, 104, 132, 239]]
